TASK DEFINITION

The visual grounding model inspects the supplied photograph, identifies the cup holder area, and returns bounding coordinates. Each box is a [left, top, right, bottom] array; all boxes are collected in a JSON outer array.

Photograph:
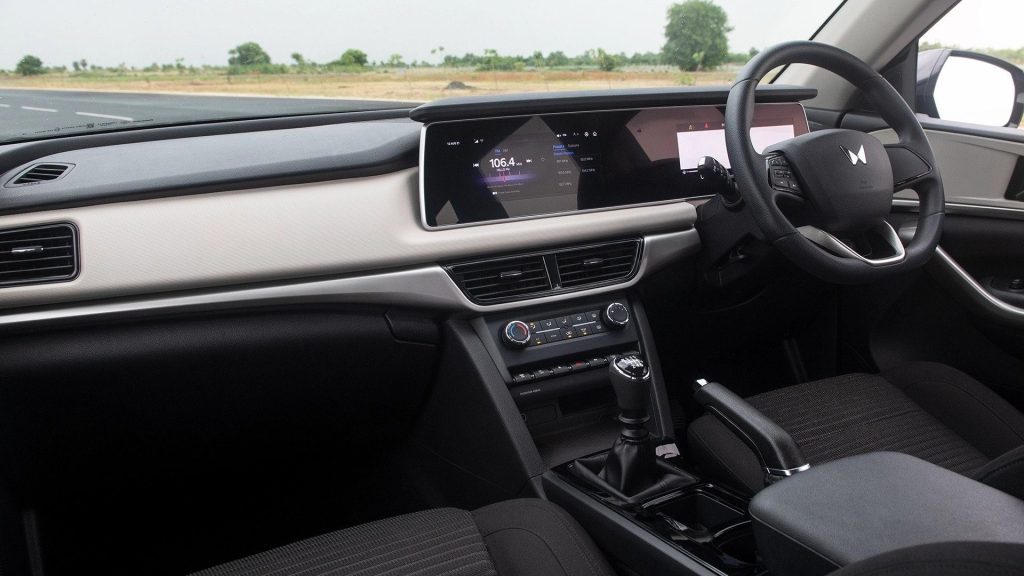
[[656, 490, 745, 535], [646, 488, 759, 571]]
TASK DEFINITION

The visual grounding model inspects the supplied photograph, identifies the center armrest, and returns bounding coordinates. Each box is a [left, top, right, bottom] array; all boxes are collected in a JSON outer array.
[[749, 451, 1024, 576]]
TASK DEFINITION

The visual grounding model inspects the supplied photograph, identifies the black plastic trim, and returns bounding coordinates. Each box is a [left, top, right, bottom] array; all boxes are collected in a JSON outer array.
[[410, 85, 817, 123]]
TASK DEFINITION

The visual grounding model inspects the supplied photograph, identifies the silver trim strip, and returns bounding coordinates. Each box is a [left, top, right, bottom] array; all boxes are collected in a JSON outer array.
[[766, 463, 811, 477], [930, 246, 1024, 328], [0, 230, 699, 327], [893, 198, 1024, 221], [797, 221, 905, 266]]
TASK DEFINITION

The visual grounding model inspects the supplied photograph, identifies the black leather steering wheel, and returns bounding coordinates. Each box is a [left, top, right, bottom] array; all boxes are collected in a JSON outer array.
[[726, 41, 944, 284]]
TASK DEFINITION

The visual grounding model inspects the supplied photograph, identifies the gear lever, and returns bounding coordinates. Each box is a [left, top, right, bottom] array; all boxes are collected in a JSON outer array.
[[601, 353, 657, 494]]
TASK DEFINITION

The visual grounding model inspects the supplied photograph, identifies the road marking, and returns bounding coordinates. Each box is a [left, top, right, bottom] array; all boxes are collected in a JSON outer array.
[[75, 111, 133, 122], [22, 106, 57, 112], [75, 111, 134, 121]]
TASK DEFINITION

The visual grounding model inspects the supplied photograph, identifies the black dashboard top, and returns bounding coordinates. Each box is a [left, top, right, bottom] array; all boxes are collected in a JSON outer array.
[[410, 85, 816, 123]]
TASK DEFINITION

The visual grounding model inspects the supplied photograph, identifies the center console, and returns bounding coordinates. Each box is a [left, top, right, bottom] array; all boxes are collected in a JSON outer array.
[[471, 294, 677, 466], [469, 292, 765, 575]]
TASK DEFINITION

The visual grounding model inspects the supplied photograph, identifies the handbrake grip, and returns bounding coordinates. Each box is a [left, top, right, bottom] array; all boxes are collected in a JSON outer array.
[[694, 379, 809, 484]]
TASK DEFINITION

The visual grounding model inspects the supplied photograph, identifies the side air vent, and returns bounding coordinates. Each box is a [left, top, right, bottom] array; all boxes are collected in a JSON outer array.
[[447, 255, 551, 303], [0, 223, 79, 287], [445, 238, 643, 304], [6, 163, 74, 187], [554, 240, 641, 289]]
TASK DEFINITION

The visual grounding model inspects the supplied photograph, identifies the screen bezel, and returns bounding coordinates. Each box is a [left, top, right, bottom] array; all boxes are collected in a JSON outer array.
[[419, 102, 809, 230]]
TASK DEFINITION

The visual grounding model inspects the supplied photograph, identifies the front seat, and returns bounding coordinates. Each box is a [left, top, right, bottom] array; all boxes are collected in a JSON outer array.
[[689, 362, 1024, 497], [190, 498, 616, 576], [189, 496, 1024, 576]]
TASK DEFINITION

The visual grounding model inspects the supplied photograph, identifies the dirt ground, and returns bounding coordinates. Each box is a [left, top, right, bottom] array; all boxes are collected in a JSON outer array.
[[0, 67, 738, 102]]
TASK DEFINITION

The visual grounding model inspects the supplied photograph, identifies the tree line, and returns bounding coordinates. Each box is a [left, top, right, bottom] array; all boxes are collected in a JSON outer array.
[[11, 0, 756, 77]]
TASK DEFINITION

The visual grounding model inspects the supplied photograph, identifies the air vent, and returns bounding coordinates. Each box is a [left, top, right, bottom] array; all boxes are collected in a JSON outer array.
[[6, 163, 74, 187], [555, 240, 641, 289], [0, 223, 78, 287], [447, 254, 551, 303]]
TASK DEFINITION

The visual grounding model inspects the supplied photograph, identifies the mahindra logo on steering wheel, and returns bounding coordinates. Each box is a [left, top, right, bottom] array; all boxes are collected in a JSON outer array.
[[840, 144, 868, 166]]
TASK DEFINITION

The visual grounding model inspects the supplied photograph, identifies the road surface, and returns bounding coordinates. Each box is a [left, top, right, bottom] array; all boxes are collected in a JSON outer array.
[[0, 89, 413, 142]]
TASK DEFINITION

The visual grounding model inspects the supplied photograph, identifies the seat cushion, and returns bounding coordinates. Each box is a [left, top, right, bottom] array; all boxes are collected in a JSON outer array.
[[190, 499, 615, 576], [688, 362, 1024, 494]]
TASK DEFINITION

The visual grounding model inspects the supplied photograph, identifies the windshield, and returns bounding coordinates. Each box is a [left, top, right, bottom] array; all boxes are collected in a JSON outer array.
[[1, 0, 839, 144]]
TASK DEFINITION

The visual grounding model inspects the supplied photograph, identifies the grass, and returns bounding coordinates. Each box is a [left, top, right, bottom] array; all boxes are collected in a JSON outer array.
[[0, 67, 738, 102]]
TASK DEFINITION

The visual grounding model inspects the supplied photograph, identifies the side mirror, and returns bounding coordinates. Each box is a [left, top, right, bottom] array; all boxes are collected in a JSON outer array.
[[917, 49, 1024, 127]]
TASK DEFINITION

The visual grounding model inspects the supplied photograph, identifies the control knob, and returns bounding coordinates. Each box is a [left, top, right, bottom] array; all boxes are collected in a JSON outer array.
[[502, 320, 532, 349], [603, 302, 630, 330]]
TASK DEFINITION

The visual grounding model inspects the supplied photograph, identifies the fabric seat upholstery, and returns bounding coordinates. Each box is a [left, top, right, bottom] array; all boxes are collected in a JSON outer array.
[[688, 362, 1024, 495], [190, 498, 616, 576]]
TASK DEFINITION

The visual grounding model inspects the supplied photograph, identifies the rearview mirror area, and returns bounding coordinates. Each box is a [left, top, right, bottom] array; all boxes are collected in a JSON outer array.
[[918, 49, 1024, 128]]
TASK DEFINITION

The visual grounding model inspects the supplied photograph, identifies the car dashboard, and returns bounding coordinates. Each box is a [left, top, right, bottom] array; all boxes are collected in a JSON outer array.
[[0, 84, 813, 324]]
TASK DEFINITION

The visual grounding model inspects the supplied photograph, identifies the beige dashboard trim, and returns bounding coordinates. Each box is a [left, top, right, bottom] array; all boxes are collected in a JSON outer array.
[[0, 229, 698, 326], [0, 168, 696, 312]]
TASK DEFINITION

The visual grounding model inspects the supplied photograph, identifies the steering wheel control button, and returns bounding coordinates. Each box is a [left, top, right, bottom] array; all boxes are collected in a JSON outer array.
[[502, 320, 532, 349], [603, 302, 630, 329]]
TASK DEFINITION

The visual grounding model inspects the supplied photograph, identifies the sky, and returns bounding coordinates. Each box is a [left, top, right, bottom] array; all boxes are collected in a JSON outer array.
[[1, 0, 838, 69], [3, 0, 1022, 71]]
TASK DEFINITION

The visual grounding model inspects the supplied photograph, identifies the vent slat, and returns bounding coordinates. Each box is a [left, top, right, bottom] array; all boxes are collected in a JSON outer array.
[[0, 236, 73, 245], [0, 264, 74, 276], [0, 255, 75, 266], [559, 265, 634, 278], [6, 163, 73, 187], [0, 224, 78, 287]]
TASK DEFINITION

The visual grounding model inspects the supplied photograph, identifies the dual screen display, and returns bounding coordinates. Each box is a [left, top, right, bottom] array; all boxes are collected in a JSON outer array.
[[422, 103, 808, 228]]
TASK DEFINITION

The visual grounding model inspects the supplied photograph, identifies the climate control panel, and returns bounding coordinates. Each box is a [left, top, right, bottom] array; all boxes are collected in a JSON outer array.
[[500, 302, 629, 350]]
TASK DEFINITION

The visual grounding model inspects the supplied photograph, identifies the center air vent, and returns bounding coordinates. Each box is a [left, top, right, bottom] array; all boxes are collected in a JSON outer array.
[[6, 163, 74, 187], [554, 240, 641, 289], [447, 255, 551, 303], [0, 223, 79, 287], [446, 239, 642, 304]]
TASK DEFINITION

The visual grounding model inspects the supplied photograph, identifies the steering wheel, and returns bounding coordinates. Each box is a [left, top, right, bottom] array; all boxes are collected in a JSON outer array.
[[726, 41, 944, 284]]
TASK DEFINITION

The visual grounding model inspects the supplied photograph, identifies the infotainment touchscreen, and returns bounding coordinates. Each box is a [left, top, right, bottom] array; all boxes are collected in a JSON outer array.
[[421, 103, 808, 228]]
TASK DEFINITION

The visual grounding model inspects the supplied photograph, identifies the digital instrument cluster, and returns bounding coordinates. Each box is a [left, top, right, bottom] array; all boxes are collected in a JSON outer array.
[[421, 103, 808, 228]]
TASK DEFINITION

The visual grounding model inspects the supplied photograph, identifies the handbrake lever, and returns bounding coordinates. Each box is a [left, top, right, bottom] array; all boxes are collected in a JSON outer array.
[[693, 378, 809, 486]]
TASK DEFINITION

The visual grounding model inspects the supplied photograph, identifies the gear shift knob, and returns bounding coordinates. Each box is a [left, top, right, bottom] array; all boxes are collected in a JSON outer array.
[[609, 354, 651, 439], [610, 354, 650, 410]]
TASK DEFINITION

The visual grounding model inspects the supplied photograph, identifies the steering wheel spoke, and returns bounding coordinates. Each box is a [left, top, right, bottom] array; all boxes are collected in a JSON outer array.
[[797, 221, 905, 266], [885, 144, 934, 191]]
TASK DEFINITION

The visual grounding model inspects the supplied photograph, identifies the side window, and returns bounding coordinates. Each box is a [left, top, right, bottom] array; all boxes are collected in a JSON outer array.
[[918, 0, 1024, 128]]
